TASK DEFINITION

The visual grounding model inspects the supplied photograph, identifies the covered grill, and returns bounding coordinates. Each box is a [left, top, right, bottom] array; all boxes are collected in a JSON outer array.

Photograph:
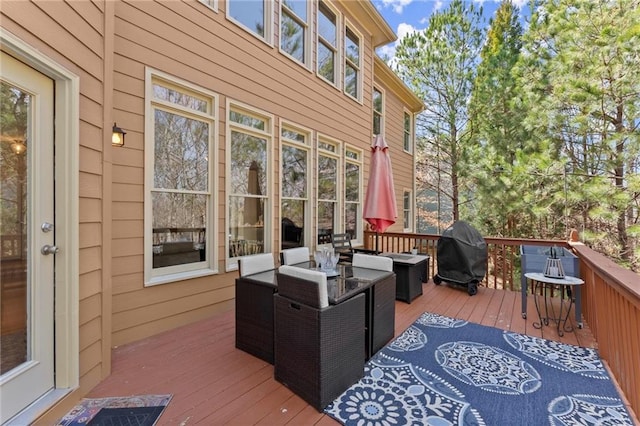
[[433, 221, 487, 295]]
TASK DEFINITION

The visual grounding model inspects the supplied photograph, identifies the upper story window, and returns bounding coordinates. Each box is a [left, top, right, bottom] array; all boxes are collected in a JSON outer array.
[[344, 24, 361, 101], [344, 147, 362, 243], [373, 87, 383, 135], [281, 122, 311, 250], [227, 0, 272, 43], [317, 0, 339, 86], [199, 0, 217, 11], [317, 137, 341, 246], [403, 190, 413, 231], [144, 70, 218, 286], [227, 102, 273, 268], [403, 110, 413, 153], [280, 0, 311, 67]]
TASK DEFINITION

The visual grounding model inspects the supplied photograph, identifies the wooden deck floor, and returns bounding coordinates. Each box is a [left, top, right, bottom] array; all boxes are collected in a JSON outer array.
[[84, 282, 601, 425]]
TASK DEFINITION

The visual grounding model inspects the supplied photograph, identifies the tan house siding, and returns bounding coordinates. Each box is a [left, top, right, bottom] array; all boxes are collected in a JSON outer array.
[[2, 0, 422, 422]]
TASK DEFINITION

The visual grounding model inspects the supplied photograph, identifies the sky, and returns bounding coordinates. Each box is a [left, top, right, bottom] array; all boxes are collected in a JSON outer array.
[[371, 0, 531, 61]]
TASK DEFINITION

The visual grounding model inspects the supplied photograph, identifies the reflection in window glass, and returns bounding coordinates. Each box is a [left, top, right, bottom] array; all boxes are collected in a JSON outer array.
[[282, 200, 305, 249], [373, 88, 382, 135], [153, 83, 208, 112], [318, 155, 337, 200], [344, 27, 360, 98], [317, 1, 337, 84], [228, 0, 265, 38], [282, 145, 307, 198], [228, 106, 271, 259], [281, 0, 308, 64], [154, 110, 209, 191], [403, 190, 412, 230], [317, 201, 336, 244], [148, 76, 214, 278], [404, 111, 412, 152], [345, 159, 360, 240]]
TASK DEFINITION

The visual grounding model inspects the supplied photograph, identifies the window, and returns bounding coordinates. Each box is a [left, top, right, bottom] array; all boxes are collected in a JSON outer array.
[[280, 0, 310, 66], [344, 24, 361, 100], [199, 0, 217, 11], [373, 87, 383, 135], [145, 70, 217, 286], [281, 123, 311, 249], [317, 137, 341, 245], [344, 147, 362, 242], [317, 0, 338, 85], [403, 190, 413, 231], [227, 102, 272, 267], [227, 0, 272, 42], [403, 110, 413, 153]]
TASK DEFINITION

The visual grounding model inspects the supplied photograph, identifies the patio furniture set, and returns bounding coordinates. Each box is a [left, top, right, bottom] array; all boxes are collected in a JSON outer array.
[[234, 246, 428, 411]]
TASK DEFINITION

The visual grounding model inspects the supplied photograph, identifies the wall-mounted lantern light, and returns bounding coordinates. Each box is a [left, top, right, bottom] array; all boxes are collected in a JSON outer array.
[[112, 122, 126, 147]]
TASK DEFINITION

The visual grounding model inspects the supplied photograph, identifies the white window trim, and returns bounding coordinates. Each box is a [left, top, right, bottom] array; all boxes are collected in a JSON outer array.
[[279, 120, 313, 250], [316, 0, 341, 90], [316, 134, 343, 249], [373, 85, 385, 136], [279, 0, 313, 70], [225, 99, 274, 272], [199, 0, 218, 12], [344, 145, 363, 245], [403, 108, 414, 154], [403, 188, 414, 232], [144, 68, 219, 286], [226, 0, 273, 46], [343, 19, 363, 103]]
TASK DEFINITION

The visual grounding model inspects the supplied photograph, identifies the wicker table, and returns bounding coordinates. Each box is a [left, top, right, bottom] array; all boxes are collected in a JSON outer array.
[[525, 272, 584, 336], [380, 253, 429, 303], [238, 262, 395, 360]]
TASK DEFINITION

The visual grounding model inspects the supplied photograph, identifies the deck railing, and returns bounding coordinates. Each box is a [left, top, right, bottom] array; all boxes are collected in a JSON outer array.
[[364, 230, 640, 418]]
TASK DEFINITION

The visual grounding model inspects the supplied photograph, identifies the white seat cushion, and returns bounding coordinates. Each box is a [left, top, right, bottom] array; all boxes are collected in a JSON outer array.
[[278, 265, 328, 308], [238, 253, 275, 277], [281, 247, 310, 265], [352, 253, 393, 272]]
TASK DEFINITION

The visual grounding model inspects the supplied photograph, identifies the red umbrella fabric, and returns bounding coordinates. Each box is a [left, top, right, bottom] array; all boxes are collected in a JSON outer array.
[[363, 134, 397, 233]]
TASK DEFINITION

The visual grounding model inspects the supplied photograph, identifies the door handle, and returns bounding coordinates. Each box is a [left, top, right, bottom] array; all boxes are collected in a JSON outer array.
[[41, 245, 59, 255]]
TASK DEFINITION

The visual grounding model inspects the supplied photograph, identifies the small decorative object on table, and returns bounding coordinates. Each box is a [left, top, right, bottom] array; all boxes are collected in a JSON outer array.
[[543, 246, 565, 278]]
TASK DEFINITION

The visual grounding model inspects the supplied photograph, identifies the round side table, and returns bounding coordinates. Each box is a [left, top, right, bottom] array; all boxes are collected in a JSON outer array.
[[524, 272, 584, 337]]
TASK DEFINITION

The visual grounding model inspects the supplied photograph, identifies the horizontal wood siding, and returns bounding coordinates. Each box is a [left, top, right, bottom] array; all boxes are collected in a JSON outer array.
[[109, 0, 399, 346]]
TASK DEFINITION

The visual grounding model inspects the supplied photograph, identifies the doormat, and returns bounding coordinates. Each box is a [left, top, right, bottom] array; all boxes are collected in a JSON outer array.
[[57, 394, 172, 426], [87, 406, 165, 426], [325, 312, 634, 425]]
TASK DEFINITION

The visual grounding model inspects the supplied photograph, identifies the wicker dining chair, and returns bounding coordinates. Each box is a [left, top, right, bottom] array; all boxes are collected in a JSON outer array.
[[280, 246, 310, 265], [352, 252, 393, 271], [274, 266, 365, 411], [235, 253, 277, 363]]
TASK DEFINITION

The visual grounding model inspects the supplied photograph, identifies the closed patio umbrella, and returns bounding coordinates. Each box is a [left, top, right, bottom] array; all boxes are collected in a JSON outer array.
[[363, 135, 397, 251]]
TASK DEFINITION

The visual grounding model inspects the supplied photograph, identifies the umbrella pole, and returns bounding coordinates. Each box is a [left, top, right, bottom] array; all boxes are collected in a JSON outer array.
[[375, 232, 379, 253]]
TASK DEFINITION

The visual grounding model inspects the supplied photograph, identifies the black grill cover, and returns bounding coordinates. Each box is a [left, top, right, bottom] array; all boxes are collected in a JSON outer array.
[[436, 221, 487, 284]]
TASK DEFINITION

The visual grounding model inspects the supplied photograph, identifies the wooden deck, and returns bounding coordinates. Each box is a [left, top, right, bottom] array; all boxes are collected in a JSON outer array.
[[84, 281, 603, 425]]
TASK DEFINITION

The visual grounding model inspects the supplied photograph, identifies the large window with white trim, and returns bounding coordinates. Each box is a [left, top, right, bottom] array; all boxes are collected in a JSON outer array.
[[317, 137, 341, 245], [317, 0, 339, 86], [344, 147, 362, 242], [227, 102, 272, 264], [145, 71, 217, 285], [280, 0, 311, 66], [227, 0, 272, 42], [344, 23, 361, 100], [281, 123, 311, 249]]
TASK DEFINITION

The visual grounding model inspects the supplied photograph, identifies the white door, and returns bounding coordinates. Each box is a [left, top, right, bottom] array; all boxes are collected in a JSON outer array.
[[0, 51, 55, 424]]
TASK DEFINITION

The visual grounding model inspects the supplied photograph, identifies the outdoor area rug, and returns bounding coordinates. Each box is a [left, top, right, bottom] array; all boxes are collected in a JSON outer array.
[[325, 312, 634, 425], [57, 394, 172, 426]]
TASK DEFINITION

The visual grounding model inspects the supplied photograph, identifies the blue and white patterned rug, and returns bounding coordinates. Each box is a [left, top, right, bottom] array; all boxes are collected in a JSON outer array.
[[325, 312, 634, 425]]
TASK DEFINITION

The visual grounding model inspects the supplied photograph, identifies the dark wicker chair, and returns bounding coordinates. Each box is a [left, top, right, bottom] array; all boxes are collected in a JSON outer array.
[[331, 233, 354, 263], [235, 253, 276, 363], [274, 268, 366, 411]]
